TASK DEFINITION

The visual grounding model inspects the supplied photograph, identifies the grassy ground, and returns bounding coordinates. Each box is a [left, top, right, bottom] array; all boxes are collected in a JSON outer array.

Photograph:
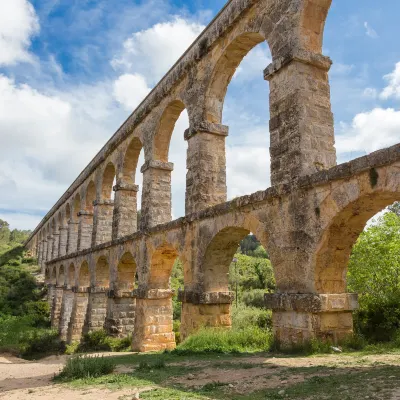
[[59, 348, 400, 400]]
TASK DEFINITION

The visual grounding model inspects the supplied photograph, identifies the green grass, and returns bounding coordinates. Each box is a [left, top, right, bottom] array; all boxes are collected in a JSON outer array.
[[0, 314, 64, 357], [174, 326, 273, 354], [55, 355, 116, 381]]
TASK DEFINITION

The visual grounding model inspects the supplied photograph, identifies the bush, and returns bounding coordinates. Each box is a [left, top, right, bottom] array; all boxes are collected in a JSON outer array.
[[0, 315, 62, 357], [19, 329, 65, 358], [242, 290, 266, 309], [175, 326, 273, 354], [231, 305, 272, 330], [76, 330, 131, 353], [55, 355, 116, 381]]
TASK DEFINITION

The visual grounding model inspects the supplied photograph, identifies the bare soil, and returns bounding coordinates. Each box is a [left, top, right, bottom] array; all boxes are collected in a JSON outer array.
[[1, 352, 400, 399]]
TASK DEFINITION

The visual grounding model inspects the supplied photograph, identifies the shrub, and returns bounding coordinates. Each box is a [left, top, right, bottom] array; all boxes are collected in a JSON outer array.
[[242, 290, 266, 309], [231, 305, 272, 330], [76, 330, 131, 353], [175, 326, 273, 354], [19, 329, 65, 358], [55, 355, 116, 381], [0, 315, 62, 357]]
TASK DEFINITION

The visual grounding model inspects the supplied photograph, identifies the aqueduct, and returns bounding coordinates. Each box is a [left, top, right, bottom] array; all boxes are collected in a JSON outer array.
[[25, 0, 400, 351]]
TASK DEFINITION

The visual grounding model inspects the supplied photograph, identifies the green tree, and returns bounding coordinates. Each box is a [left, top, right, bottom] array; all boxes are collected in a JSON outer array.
[[348, 211, 400, 340], [0, 219, 10, 245]]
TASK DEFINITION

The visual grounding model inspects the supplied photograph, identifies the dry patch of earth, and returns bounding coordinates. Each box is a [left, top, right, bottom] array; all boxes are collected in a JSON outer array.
[[1, 352, 400, 399]]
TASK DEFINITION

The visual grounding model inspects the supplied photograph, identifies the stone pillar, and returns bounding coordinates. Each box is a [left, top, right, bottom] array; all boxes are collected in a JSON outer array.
[[47, 236, 54, 261], [179, 290, 233, 341], [47, 284, 56, 311], [67, 221, 79, 254], [132, 289, 175, 352], [51, 286, 64, 329], [140, 161, 173, 230], [92, 200, 114, 246], [265, 50, 336, 186], [52, 233, 60, 259], [184, 122, 228, 214], [58, 226, 68, 257], [78, 211, 94, 251], [67, 288, 89, 343], [265, 293, 358, 345], [59, 288, 74, 341], [37, 241, 43, 270], [41, 240, 48, 273], [105, 290, 136, 338], [112, 180, 139, 240], [85, 288, 108, 333]]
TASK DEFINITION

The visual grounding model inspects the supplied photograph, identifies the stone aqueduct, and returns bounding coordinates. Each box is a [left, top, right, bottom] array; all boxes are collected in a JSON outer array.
[[25, 0, 400, 351]]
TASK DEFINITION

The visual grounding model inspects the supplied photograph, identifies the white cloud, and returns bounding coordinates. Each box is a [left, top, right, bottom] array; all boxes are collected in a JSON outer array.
[[364, 21, 378, 39], [363, 87, 378, 99], [113, 73, 151, 111], [336, 107, 400, 155], [0, 212, 43, 231], [0, 0, 39, 65], [0, 74, 132, 220], [380, 62, 400, 100], [111, 17, 205, 84]]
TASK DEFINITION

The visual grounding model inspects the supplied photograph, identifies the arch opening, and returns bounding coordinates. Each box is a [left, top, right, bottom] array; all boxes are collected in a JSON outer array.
[[95, 256, 110, 288], [86, 181, 96, 212], [102, 163, 116, 201], [115, 252, 137, 291], [57, 265, 65, 286], [149, 244, 179, 290], [316, 192, 400, 294], [67, 263, 75, 287], [78, 261, 90, 287], [206, 32, 272, 201], [73, 194, 81, 221], [151, 100, 189, 219], [123, 138, 143, 185]]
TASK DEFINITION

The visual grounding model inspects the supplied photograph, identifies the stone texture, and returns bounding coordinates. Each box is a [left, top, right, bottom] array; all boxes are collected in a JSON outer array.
[[25, 0, 400, 350]]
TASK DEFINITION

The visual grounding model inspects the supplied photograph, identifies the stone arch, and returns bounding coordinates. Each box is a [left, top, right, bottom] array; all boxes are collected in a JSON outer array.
[[67, 263, 75, 287], [149, 243, 179, 289], [115, 252, 137, 291], [153, 100, 187, 162], [122, 137, 143, 184], [298, 0, 332, 54], [49, 266, 56, 285], [57, 265, 65, 286], [315, 170, 400, 294], [73, 193, 81, 221], [101, 162, 116, 200], [205, 32, 267, 124], [78, 261, 90, 287], [202, 227, 250, 292], [85, 180, 96, 212], [65, 203, 71, 223], [95, 255, 110, 287]]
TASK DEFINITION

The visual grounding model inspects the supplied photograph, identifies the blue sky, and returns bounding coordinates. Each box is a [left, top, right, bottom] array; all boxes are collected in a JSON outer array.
[[0, 0, 399, 230]]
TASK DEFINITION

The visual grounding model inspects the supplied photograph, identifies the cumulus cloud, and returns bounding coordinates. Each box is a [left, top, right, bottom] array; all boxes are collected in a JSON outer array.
[[380, 62, 400, 100], [0, 0, 39, 65], [0, 74, 131, 217], [364, 21, 378, 39], [113, 73, 151, 111], [111, 17, 205, 83], [336, 107, 400, 155]]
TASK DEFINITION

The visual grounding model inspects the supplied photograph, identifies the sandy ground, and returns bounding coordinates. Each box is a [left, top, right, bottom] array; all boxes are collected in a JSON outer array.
[[0, 353, 141, 400], [1, 352, 400, 399]]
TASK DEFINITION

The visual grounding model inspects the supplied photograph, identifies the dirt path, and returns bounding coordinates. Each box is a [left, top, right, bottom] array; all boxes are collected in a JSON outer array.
[[1, 352, 400, 399], [0, 353, 141, 400]]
